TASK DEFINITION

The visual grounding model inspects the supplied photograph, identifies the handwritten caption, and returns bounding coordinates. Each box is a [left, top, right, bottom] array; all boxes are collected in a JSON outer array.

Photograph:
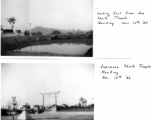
[[97, 11, 149, 26], [100, 63, 151, 80]]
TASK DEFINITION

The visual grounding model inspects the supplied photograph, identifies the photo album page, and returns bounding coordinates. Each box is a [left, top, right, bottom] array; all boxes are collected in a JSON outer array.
[[1, 0, 152, 120]]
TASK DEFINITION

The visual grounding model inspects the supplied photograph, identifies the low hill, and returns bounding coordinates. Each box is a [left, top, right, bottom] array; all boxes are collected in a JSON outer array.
[[31, 26, 68, 34]]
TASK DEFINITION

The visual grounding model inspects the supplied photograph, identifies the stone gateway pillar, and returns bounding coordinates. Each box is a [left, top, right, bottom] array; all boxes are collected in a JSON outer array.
[[40, 91, 60, 112]]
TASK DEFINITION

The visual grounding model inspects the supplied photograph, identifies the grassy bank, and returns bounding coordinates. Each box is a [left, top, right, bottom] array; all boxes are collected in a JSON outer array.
[[5, 51, 88, 57]]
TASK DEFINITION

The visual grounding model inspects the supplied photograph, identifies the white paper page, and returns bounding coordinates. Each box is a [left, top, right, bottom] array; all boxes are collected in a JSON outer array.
[[95, 59, 152, 120], [94, 0, 152, 58], [94, 0, 152, 119]]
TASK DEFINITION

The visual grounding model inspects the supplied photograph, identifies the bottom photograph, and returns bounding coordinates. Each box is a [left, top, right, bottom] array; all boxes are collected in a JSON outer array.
[[1, 63, 94, 120]]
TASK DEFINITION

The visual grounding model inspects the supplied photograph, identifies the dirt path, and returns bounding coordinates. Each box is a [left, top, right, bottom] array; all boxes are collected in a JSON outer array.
[[1, 112, 94, 120]]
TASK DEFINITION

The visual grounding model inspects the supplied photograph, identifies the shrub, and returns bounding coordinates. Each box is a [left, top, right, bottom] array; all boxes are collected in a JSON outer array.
[[86, 30, 93, 34], [51, 35, 60, 40], [31, 32, 36, 35], [69, 35, 77, 39], [1, 109, 9, 116], [24, 30, 30, 36], [35, 31, 42, 35], [16, 30, 21, 33], [86, 33, 93, 39], [67, 32, 73, 34], [2, 29, 14, 33], [52, 30, 61, 34]]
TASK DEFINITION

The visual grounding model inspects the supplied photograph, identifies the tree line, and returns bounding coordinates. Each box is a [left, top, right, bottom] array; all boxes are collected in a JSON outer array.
[[1, 96, 94, 116]]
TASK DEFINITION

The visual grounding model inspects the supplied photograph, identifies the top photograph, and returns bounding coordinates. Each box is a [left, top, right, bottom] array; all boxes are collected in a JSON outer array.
[[1, 0, 93, 57]]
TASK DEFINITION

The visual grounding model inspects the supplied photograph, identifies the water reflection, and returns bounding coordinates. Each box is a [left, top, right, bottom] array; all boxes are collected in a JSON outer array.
[[20, 43, 92, 55]]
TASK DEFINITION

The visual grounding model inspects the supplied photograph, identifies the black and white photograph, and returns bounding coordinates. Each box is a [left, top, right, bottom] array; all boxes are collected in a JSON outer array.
[[1, 0, 93, 57], [1, 63, 94, 120], [1, 0, 152, 119]]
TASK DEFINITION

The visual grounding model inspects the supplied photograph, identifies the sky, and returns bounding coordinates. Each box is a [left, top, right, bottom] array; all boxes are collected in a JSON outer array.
[[1, 0, 93, 31], [1, 63, 94, 108]]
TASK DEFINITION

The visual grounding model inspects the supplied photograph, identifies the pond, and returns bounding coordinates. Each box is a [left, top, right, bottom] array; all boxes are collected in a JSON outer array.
[[17, 43, 92, 55]]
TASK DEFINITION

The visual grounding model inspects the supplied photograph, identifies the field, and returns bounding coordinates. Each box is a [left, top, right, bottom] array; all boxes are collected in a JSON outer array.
[[1, 111, 94, 120]]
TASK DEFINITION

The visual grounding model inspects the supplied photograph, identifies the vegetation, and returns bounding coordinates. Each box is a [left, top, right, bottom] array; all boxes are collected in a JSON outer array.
[[76, 29, 83, 34], [31, 32, 36, 35], [36, 31, 43, 35], [86, 30, 93, 34], [56, 104, 94, 112], [51, 33, 93, 40], [79, 97, 87, 107], [24, 30, 30, 35], [11, 96, 17, 110], [52, 30, 61, 34], [1, 25, 3, 30], [1, 33, 93, 56], [6, 16, 17, 30], [1, 96, 21, 116], [67, 32, 73, 34], [4, 51, 93, 57], [57, 97, 94, 111], [15, 30, 21, 34], [15, 30, 22, 36], [2, 29, 14, 34], [24, 30, 43, 36]]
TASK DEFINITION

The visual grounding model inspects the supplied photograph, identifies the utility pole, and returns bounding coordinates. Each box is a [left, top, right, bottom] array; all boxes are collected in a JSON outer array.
[[55, 94, 57, 105], [30, 23, 31, 36]]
